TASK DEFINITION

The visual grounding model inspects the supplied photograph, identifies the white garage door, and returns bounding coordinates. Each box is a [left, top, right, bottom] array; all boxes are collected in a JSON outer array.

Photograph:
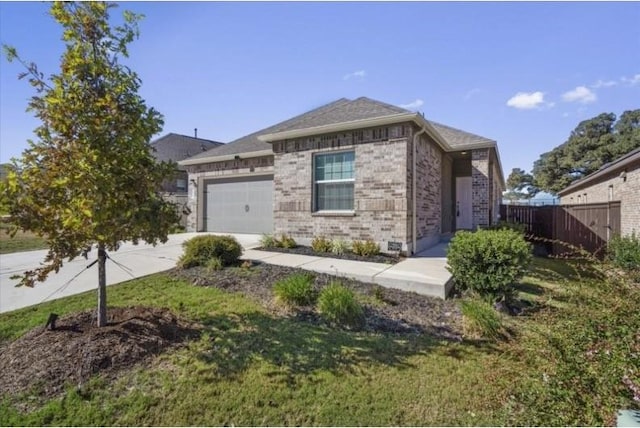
[[203, 176, 273, 234]]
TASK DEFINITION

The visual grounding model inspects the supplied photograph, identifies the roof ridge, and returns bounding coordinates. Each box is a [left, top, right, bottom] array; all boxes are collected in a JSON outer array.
[[353, 96, 411, 114], [151, 133, 223, 146]]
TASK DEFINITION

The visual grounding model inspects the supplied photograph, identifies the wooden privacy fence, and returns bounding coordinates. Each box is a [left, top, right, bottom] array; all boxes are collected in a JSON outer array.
[[500, 202, 621, 256]]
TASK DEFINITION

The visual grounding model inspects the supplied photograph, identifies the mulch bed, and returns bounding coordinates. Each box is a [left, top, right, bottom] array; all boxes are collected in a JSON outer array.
[[0, 306, 200, 399], [256, 245, 402, 264], [171, 262, 463, 340]]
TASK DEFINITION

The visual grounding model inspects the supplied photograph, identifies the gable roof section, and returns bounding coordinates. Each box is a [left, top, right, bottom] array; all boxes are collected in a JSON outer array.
[[557, 147, 640, 196], [180, 97, 499, 165], [180, 98, 352, 164], [427, 121, 496, 150], [151, 133, 223, 166]]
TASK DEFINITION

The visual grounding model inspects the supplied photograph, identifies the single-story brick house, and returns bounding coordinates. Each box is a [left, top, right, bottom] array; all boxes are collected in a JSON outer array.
[[179, 97, 505, 255], [558, 147, 640, 237]]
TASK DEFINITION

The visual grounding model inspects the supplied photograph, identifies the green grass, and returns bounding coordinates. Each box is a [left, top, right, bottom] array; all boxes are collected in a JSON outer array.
[[0, 222, 48, 254], [0, 256, 637, 426]]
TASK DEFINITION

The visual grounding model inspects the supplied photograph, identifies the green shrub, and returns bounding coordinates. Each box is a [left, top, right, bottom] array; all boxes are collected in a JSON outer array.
[[318, 282, 365, 328], [483, 220, 527, 235], [311, 236, 332, 253], [177, 234, 243, 268], [273, 273, 316, 306], [260, 234, 277, 249], [352, 240, 381, 257], [607, 232, 640, 280], [447, 229, 532, 301], [331, 239, 350, 256], [205, 257, 223, 272], [460, 298, 504, 340], [278, 234, 297, 249]]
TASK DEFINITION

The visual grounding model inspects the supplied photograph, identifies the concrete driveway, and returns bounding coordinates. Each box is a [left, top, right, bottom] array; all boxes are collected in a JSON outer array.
[[0, 232, 261, 314]]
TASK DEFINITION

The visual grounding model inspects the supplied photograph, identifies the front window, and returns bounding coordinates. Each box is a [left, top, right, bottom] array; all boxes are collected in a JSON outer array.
[[314, 151, 354, 211], [176, 178, 187, 192]]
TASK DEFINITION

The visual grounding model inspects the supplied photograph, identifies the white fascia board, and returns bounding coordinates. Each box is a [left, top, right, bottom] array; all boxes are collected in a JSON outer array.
[[258, 113, 419, 140], [178, 149, 273, 166]]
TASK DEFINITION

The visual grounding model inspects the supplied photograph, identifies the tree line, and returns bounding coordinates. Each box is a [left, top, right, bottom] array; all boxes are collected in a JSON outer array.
[[506, 109, 640, 199]]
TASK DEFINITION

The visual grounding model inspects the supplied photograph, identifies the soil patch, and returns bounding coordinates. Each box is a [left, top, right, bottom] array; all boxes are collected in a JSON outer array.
[[0, 306, 200, 399], [256, 245, 402, 264], [171, 263, 463, 340]]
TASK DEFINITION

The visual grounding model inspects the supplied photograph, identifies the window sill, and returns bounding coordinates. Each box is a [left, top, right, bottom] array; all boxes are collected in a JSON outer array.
[[311, 211, 356, 217]]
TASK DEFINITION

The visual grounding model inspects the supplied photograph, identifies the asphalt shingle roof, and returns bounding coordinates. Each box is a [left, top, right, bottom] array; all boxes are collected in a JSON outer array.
[[184, 97, 496, 162], [151, 133, 223, 167], [427, 121, 495, 149]]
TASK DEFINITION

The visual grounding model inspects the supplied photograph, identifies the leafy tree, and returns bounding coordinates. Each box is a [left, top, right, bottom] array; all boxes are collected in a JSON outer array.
[[505, 167, 537, 200], [532, 110, 640, 194], [0, 2, 179, 326]]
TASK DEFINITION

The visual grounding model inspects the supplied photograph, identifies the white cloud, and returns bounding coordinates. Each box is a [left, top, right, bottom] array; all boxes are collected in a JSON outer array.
[[621, 74, 640, 86], [343, 70, 366, 80], [591, 79, 618, 89], [562, 86, 597, 104], [463, 88, 482, 101], [399, 99, 424, 110], [506, 91, 546, 109]]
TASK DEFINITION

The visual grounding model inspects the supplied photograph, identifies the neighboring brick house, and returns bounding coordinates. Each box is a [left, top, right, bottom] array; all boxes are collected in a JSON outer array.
[[179, 97, 505, 255], [150, 132, 223, 194], [558, 147, 640, 237]]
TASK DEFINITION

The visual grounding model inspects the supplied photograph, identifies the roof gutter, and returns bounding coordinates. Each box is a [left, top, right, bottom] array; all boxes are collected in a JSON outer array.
[[178, 149, 273, 166]]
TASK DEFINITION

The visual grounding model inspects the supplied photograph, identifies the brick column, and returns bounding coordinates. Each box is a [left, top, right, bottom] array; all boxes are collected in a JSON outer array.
[[472, 148, 490, 229]]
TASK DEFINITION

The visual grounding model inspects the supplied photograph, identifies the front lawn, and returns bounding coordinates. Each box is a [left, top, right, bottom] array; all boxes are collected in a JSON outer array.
[[0, 222, 47, 254], [0, 257, 637, 426]]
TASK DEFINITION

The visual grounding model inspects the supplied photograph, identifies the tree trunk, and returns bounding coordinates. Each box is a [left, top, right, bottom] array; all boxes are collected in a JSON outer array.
[[97, 243, 107, 327]]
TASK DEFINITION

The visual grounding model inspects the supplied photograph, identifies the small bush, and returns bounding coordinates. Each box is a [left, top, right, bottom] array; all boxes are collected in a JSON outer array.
[[177, 234, 243, 268], [205, 257, 223, 272], [260, 234, 278, 249], [483, 220, 527, 235], [331, 239, 350, 256], [447, 229, 532, 301], [311, 236, 332, 253], [352, 240, 381, 257], [318, 283, 365, 328], [278, 234, 297, 249], [273, 273, 316, 306], [607, 232, 640, 280], [460, 298, 504, 340]]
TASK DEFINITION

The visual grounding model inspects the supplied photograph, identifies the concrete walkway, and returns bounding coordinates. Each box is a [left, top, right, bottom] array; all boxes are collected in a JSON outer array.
[[243, 242, 452, 299], [1, 233, 452, 314], [0, 233, 262, 314]]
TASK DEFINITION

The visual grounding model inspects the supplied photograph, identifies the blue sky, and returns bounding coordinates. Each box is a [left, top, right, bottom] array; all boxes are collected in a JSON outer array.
[[1, 2, 639, 177]]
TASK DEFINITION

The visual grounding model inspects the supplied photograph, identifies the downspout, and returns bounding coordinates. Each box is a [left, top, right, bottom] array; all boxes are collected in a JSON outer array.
[[412, 127, 426, 255]]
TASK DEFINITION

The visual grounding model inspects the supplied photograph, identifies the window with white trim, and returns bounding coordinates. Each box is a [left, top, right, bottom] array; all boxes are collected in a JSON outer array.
[[314, 151, 355, 211], [176, 178, 187, 192]]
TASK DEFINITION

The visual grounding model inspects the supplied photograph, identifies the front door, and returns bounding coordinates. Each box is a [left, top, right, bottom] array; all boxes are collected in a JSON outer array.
[[455, 176, 472, 230]]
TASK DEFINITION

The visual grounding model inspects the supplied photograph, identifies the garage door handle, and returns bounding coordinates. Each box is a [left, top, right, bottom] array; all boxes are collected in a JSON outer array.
[[245, 204, 250, 212]]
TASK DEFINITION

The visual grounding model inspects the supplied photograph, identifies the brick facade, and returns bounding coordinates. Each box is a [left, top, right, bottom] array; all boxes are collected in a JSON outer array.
[[471, 148, 490, 229], [272, 124, 414, 253], [559, 159, 640, 237], [184, 156, 274, 231], [412, 132, 443, 250]]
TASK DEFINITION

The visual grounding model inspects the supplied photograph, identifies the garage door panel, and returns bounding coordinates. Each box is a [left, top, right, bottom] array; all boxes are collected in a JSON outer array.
[[204, 177, 273, 234]]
